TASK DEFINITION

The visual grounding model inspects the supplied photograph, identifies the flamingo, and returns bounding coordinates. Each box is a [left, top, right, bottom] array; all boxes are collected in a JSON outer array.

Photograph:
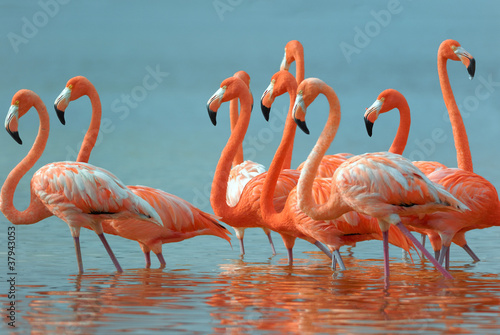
[[364, 40, 481, 266], [293, 78, 468, 286], [207, 75, 333, 264], [260, 71, 415, 268], [54, 76, 232, 268], [2, 89, 164, 273], [224, 71, 276, 256], [363, 89, 480, 263]]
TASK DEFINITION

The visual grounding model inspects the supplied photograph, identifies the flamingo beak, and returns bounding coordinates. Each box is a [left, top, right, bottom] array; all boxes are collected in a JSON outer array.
[[293, 91, 309, 134], [260, 80, 275, 122], [206, 86, 226, 126], [364, 99, 383, 137], [453, 46, 475, 80], [54, 86, 72, 125], [5, 104, 22, 145]]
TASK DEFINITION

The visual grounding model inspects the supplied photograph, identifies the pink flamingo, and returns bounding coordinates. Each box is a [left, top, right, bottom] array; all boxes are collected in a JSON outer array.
[[363, 89, 480, 263], [260, 71, 415, 268], [207, 75, 333, 264], [2, 89, 164, 273], [225, 71, 276, 256], [364, 40, 482, 266], [293, 78, 468, 285], [54, 76, 232, 268]]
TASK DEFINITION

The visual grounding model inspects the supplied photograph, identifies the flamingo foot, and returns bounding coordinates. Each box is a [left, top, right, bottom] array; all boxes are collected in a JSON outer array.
[[395, 223, 453, 280], [156, 253, 166, 269], [383, 231, 390, 289], [73, 236, 84, 274], [266, 231, 277, 256], [97, 233, 123, 272], [462, 244, 480, 262], [144, 252, 151, 268]]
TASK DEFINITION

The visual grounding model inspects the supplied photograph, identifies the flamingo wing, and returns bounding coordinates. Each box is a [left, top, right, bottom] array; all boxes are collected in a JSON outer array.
[[335, 152, 467, 220], [226, 160, 266, 206], [32, 162, 162, 226]]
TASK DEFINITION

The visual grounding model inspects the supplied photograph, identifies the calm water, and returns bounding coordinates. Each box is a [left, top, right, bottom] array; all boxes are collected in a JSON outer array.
[[2, 1, 500, 334]]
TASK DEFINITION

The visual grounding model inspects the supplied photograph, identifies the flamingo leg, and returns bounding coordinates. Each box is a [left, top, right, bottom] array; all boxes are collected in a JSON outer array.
[[73, 236, 84, 273], [462, 244, 480, 262], [434, 250, 441, 261], [97, 233, 123, 272], [332, 254, 337, 270], [238, 238, 245, 256], [144, 252, 151, 268], [313, 241, 333, 259], [445, 247, 450, 270], [333, 249, 346, 271], [438, 245, 449, 265], [421, 233, 426, 247], [383, 231, 390, 288], [156, 253, 166, 269], [265, 230, 277, 256], [395, 223, 453, 279], [287, 248, 293, 266]]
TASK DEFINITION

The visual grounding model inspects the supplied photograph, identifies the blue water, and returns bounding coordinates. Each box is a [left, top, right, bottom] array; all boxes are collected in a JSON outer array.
[[1, 1, 500, 333]]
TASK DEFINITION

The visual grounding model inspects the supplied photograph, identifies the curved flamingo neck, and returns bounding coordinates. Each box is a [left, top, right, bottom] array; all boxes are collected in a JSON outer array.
[[438, 55, 473, 172], [388, 97, 410, 155], [229, 97, 244, 166], [296, 83, 348, 219], [294, 54, 304, 84], [211, 92, 253, 217], [0, 97, 52, 225], [261, 87, 297, 220], [76, 84, 102, 163]]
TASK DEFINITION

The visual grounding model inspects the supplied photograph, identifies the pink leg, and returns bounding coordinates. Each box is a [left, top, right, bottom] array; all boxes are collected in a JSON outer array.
[[395, 223, 453, 279], [445, 247, 450, 270], [434, 250, 441, 260], [265, 231, 277, 256], [144, 252, 151, 268], [97, 233, 123, 272], [438, 245, 449, 265], [156, 253, 166, 269], [383, 231, 390, 289], [73, 236, 84, 273]]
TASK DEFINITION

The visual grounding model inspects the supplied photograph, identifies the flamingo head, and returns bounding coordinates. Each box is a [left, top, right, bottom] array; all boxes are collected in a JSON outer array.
[[292, 78, 326, 135], [364, 89, 407, 137], [54, 76, 94, 125], [439, 39, 475, 79], [261, 70, 297, 121], [280, 40, 303, 72], [206, 77, 250, 126], [233, 70, 254, 111], [5, 89, 42, 145]]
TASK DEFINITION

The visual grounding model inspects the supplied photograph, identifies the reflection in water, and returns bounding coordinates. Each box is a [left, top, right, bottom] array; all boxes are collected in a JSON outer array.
[[5, 254, 500, 334]]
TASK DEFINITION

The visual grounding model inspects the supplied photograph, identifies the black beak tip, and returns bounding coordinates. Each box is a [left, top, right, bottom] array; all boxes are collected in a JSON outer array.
[[208, 109, 217, 126], [364, 117, 374, 137], [467, 57, 476, 80], [7, 129, 22, 145], [55, 108, 66, 125], [295, 118, 310, 135], [261, 101, 270, 122]]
